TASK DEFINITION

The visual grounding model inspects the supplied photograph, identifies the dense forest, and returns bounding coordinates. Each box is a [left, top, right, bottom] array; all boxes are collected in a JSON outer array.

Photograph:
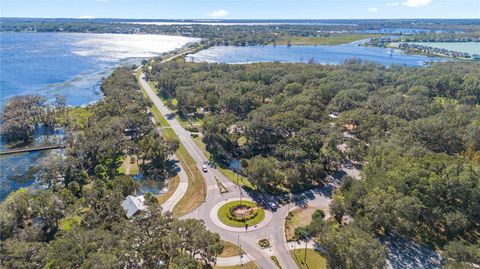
[[146, 60, 480, 268], [0, 68, 223, 268]]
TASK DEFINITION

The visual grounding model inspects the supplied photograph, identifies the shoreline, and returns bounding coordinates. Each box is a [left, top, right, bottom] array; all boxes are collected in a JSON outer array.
[[0, 38, 200, 202], [382, 41, 480, 60]]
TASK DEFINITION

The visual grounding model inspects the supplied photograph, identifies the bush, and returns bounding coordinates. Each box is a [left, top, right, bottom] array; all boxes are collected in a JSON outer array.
[[226, 205, 259, 222], [217, 200, 266, 227], [185, 126, 199, 132], [286, 211, 294, 221], [271, 256, 282, 268], [258, 239, 271, 248], [312, 209, 325, 221]]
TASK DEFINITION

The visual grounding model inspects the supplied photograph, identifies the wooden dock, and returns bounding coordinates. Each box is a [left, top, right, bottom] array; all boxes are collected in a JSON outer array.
[[0, 144, 68, 156]]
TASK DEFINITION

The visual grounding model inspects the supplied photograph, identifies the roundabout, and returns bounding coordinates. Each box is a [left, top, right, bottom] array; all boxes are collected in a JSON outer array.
[[210, 198, 273, 232], [218, 200, 265, 227]]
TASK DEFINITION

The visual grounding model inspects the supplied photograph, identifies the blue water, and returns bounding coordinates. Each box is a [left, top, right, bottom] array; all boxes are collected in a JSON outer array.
[[187, 43, 447, 66], [0, 33, 447, 201], [0, 32, 196, 200], [0, 33, 117, 200], [1, 32, 110, 106], [0, 126, 66, 201]]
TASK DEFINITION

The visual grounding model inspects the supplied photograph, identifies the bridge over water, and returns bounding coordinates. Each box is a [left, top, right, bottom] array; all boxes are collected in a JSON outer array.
[[0, 144, 68, 156]]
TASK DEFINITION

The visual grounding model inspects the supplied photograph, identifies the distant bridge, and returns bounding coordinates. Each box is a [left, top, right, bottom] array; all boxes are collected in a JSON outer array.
[[0, 143, 68, 156]]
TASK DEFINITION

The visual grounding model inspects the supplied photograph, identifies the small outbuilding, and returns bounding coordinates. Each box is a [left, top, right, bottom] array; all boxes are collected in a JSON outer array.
[[121, 195, 147, 218]]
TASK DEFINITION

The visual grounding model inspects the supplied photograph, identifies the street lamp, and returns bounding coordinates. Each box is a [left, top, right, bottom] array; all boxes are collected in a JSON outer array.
[[236, 172, 242, 206], [238, 234, 243, 265]]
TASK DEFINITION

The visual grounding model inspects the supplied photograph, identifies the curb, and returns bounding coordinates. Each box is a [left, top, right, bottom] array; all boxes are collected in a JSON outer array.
[[210, 197, 273, 233]]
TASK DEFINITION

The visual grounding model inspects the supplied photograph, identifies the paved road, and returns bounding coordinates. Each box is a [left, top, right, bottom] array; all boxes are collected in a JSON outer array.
[[161, 157, 189, 212], [140, 72, 300, 269], [149, 118, 190, 212]]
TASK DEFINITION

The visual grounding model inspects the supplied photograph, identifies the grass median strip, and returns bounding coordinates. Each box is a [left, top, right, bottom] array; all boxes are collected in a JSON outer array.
[[270, 256, 282, 268], [137, 68, 206, 217], [172, 144, 206, 217], [219, 240, 245, 258], [156, 175, 180, 205]]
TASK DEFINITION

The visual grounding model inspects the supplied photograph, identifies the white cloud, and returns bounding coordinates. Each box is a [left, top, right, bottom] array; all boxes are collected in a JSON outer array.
[[386, 2, 399, 7], [208, 9, 229, 18], [78, 15, 95, 19], [402, 0, 432, 7], [368, 7, 379, 12]]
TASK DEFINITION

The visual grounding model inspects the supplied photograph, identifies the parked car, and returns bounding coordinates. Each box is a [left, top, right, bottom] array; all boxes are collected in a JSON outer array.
[[202, 165, 208, 173]]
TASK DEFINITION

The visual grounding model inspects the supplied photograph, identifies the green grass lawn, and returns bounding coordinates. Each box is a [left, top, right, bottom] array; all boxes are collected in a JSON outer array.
[[150, 106, 170, 128], [135, 68, 142, 80], [192, 135, 211, 157], [176, 114, 203, 129], [217, 200, 265, 228], [172, 144, 206, 217], [156, 175, 180, 205], [118, 155, 139, 175], [290, 249, 327, 269], [218, 166, 255, 189], [147, 81, 159, 95], [219, 240, 245, 258]]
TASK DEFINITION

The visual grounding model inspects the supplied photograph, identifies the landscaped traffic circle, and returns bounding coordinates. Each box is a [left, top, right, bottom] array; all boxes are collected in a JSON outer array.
[[217, 200, 266, 228]]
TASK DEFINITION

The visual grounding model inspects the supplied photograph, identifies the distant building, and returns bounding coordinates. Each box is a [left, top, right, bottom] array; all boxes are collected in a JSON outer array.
[[328, 112, 339, 119], [122, 195, 147, 218]]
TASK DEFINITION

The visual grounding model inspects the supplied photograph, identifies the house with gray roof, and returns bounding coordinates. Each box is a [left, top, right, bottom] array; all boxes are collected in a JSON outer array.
[[121, 195, 147, 218]]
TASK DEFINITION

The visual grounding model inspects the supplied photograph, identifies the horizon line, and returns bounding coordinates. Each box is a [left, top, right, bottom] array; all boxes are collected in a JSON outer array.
[[2, 16, 479, 21]]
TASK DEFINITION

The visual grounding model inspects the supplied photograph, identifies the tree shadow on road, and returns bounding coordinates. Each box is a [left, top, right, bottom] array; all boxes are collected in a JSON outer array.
[[381, 234, 443, 269]]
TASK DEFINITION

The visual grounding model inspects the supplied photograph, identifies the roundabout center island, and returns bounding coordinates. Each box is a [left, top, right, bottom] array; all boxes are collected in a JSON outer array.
[[217, 200, 266, 228]]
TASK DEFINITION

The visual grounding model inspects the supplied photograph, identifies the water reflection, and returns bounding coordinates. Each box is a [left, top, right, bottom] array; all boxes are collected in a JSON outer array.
[[0, 125, 65, 201], [133, 174, 167, 196]]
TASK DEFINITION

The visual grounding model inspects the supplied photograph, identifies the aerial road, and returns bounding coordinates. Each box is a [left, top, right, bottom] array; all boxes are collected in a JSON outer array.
[[139, 67, 302, 269]]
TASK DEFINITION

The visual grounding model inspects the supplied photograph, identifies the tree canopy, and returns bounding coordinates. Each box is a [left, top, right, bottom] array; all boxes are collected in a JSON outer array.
[[0, 67, 222, 268]]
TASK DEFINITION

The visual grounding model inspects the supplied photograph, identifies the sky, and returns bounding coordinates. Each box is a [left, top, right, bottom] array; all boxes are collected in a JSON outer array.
[[1, 0, 479, 19]]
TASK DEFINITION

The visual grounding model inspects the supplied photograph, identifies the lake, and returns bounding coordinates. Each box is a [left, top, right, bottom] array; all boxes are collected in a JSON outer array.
[[186, 43, 446, 66], [1, 32, 199, 107], [407, 42, 480, 55], [0, 32, 199, 201]]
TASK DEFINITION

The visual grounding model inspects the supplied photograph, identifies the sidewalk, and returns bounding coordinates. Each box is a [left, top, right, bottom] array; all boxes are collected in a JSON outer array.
[[216, 255, 254, 267], [161, 163, 189, 212]]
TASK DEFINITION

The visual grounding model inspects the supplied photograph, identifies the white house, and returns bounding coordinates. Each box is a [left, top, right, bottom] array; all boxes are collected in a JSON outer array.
[[121, 195, 147, 218]]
